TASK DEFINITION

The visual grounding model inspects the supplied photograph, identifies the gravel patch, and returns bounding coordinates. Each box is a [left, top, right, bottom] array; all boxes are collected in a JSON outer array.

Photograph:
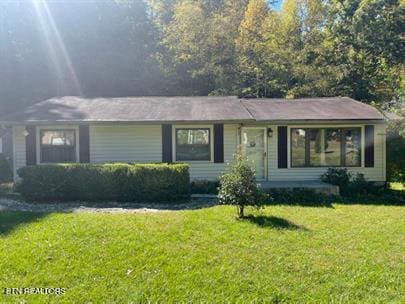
[[0, 198, 218, 213]]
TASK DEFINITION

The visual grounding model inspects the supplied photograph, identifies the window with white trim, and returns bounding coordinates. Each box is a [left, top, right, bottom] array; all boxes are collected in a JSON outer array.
[[175, 128, 211, 161], [291, 127, 361, 167], [40, 130, 76, 163]]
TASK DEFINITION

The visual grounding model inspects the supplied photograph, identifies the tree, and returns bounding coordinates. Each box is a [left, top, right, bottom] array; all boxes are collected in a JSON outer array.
[[218, 152, 264, 218], [324, 0, 404, 102], [158, 0, 248, 95], [235, 0, 269, 97], [0, 1, 161, 114]]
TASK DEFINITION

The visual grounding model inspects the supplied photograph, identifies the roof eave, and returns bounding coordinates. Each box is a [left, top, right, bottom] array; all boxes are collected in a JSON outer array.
[[250, 118, 386, 125]]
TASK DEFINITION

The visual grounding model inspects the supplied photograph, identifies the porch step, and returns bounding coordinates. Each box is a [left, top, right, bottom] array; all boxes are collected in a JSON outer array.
[[258, 180, 339, 196]]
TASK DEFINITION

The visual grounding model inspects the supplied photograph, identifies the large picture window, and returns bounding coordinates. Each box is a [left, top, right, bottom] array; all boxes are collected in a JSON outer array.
[[176, 128, 211, 161], [291, 128, 361, 167], [40, 130, 76, 163]]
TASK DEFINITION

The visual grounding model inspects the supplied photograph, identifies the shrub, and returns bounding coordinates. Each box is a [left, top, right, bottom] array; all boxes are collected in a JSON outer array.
[[0, 154, 12, 183], [267, 189, 336, 206], [190, 180, 219, 194], [218, 152, 265, 218], [321, 168, 381, 196], [16, 163, 190, 202], [387, 123, 405, 182]]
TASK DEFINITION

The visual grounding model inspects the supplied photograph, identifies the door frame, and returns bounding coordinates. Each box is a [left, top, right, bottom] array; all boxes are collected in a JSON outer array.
[[240, 126, 268, 181]]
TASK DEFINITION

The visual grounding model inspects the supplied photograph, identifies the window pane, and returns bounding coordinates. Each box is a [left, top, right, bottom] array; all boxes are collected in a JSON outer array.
[[309, 129, 341, 166], [41, 146, 76, 163], [41, 130, 75, 146], [344, 128, 361, 166], [176, 129, 210, 161], [291, 129, 306, 167]]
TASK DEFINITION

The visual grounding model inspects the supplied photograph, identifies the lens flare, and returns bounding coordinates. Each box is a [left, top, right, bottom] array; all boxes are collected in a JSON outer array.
[[32, 1, 82, 96]]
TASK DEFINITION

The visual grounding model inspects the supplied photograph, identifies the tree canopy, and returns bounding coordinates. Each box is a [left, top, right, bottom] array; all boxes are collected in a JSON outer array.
[[0, 0, 403, 114]]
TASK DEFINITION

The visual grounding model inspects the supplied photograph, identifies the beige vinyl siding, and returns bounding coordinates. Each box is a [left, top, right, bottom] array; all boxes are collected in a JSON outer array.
[[89, 124, 238, 180], [11, 122, 386, 183], [90, 124, 162, 163], [12, 126, 26, 181], [267, 123, 386, 182]]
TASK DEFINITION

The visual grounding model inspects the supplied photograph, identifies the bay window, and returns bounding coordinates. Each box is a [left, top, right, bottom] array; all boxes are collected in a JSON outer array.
[[291, 127, 361, 167]]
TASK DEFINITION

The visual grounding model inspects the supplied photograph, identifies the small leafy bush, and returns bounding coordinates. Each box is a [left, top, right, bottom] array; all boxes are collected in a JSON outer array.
[[17, 163, 190, 202], [190, 180, 219, 194], [0, 154, 12, 183], [218, 152, 266, 217], [321, 168, 382, 196]]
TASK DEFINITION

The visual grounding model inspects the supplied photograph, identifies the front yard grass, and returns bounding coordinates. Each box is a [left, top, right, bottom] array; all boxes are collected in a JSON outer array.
[[0, 204, 404, 303]]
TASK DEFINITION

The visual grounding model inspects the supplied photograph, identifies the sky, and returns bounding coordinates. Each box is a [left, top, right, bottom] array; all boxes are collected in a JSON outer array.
[[271, 0, 283, 11]]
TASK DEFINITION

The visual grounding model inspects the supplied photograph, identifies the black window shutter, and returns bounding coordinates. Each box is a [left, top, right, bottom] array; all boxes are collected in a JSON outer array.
[[278, 126, 288, 168], [162, 124, 173, 162], [79, 125, 90, 163], [25, 125, 37, 166], [365, 125, 374, 167], [213, 124, 224, 163]]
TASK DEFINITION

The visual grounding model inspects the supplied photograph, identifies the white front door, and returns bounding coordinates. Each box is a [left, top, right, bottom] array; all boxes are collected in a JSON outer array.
[[241, 127, 267, 180]]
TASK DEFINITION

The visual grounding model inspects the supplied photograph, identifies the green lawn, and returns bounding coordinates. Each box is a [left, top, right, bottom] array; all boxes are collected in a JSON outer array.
[[0, 205, 404, 303], [390, 182, 405, 191]]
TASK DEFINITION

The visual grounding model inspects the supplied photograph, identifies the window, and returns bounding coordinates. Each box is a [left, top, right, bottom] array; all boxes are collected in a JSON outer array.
[[40, 130, 76, 163], [175, 128, 211, 161], [344, 128, 361, 166], [291, 129, 306, 167], [291, 128, 361, 167]]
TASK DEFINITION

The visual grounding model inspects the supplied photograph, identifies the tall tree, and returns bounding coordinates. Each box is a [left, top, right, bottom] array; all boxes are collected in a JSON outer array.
[[235, 0, 269, 97], [159, 0, 248, 95], [325, 0, 404, 102]]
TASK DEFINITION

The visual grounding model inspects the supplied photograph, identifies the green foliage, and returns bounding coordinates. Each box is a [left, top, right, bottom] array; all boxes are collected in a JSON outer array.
[[267, 189, 335, 206], [218, 152, 265, 217], [16, 163, 190, 203], [0, 154, 12, 183], [190, 180, 219, 194], [321, 168, 381, 196], [1, 0, 403, 111], [386, 112, 405, 182]]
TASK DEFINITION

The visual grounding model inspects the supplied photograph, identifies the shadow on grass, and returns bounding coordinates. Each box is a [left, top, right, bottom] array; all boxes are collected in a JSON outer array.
[[0, 212, 48, 236], [243, 215, 308, 230]]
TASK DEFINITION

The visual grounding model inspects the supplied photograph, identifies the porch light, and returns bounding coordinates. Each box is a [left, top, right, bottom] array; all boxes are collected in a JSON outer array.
[[267, 128, 273, 138], [23, 130, 29, 137]]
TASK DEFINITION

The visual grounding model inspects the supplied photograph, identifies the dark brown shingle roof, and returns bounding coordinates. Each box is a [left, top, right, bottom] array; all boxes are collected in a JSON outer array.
[[0, 96, 384, 124]]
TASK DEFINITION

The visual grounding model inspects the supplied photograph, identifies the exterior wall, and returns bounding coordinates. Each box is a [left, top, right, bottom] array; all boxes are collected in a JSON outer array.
[[178, 124, 238, 180], [266, 123, 386, 182], [11, 122, 386, 183], [12, 126, 26, 180], [89, 124, 162, 163], [90, 124, 239, 180]]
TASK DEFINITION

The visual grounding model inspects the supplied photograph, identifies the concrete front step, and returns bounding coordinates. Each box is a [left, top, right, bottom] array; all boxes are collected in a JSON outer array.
[[258, 180, 339, 196]]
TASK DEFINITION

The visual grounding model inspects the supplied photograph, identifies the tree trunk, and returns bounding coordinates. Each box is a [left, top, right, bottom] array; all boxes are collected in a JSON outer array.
[[238, 205, 244, 218]]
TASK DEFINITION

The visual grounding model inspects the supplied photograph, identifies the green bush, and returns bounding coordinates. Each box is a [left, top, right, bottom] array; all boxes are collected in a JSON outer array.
[[321, 168, 382, 196], [190, 180, 219, 194], [387, 118, 405, 182], [267, 189, 336, 206], [218, 152, 266, 217], [0, 154, 12, 183], [17, 163, 190, 202]]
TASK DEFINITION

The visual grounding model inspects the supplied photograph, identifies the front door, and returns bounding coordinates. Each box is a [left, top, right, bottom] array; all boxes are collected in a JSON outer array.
[[241, 127, 267, 180]]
